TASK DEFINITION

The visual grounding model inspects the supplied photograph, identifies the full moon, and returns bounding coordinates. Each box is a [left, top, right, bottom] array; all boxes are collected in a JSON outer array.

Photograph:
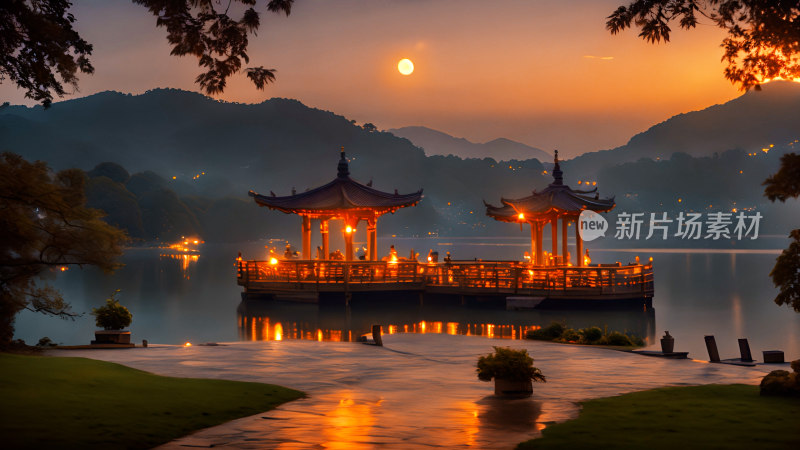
[[397, 58, 414, 75]]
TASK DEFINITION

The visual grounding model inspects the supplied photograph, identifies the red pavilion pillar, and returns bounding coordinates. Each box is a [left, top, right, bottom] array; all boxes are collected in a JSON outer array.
[[561, 218, 568, 265], [529, 222, 536, 264], [575, 216, 584, 267], [302, 215, 312, 260], [535, 221, 544, 266], [550, 216, 558, 264], [367, 217, 377, 261], [320, 219, 329, 259]]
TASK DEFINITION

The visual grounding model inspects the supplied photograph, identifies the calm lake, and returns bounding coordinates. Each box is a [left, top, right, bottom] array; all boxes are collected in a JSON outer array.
[[15, 237, 800, 360]]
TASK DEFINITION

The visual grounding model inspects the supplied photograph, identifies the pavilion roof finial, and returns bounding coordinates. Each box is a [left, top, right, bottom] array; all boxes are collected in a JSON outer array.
[[338, 147, 350, 178], [552, 149, 563, 185]]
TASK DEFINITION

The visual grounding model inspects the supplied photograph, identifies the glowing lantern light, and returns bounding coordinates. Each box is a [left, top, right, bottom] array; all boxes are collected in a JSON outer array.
[[518, 213, 525, 220], [269, 257, 278, 265], [184, 342, 192, 347], [345, 225, 353, 234]]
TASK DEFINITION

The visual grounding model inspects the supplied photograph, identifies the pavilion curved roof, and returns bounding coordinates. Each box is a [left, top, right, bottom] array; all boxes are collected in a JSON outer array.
[[249, 151, 423, 216], [485, 151, 615, 222]]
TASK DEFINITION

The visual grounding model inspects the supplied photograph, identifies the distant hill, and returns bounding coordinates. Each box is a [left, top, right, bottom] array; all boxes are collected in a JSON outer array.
[[388, 126, 550, 161], [1, 87, 797, 243], [562, 80, 800, 180]]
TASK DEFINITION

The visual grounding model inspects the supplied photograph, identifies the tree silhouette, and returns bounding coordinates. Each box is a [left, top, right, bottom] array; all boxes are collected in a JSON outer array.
[[763, 153, 800, 313], [0, 0, 294, 107], [0, 153, 126, 346], [608, 1, 800, 91]]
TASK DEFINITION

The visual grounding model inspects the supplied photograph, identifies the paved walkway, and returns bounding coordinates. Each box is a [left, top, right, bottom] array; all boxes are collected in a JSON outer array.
[[54, 334, 770, 449]]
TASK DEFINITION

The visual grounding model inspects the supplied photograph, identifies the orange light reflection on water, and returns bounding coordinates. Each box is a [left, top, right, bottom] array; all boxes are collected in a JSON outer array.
[[237, 316, 543, 342]]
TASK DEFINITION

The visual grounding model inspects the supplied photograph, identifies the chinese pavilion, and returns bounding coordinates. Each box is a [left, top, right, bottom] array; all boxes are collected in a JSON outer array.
[[484, 151, 615, 266], [248, 149, 423, 261]]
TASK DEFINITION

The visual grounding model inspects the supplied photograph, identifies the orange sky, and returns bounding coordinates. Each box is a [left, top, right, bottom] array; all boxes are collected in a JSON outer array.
[[0, 0, 744, 157]]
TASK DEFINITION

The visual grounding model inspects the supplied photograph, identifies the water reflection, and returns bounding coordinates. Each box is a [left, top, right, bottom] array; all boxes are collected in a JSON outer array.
[[159, 253, 199, 279], [236, 300, 656, 344]]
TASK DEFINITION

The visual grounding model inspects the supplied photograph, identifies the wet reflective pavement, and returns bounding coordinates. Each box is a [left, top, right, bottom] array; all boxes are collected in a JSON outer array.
[[53, 334, 771, 449]]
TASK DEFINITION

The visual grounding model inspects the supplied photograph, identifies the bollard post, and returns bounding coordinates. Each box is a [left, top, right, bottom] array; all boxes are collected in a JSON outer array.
[[738, 339, 753, 362], [142, 339, 148, 348], [372, 324, 383, 347], [704, 335, 720, 362]]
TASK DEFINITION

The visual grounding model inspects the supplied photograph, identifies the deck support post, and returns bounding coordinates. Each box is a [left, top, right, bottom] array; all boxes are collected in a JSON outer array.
[[320, 219, 329, 259], [367, 218, 377, 261], [576, 217, 584, 267], [561, 218, 568, 265], [302, 215, 312, 260], [550, 216, 558, 264]]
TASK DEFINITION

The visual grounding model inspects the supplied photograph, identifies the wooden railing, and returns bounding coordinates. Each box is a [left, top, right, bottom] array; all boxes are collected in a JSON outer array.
[[237, 259, 655, 297]]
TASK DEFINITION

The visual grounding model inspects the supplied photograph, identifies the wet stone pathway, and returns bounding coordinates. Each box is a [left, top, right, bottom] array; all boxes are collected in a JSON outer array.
[[54, 334, 770, 449]]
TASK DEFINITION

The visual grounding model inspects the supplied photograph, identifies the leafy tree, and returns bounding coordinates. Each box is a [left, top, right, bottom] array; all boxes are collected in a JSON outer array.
[[0, 153, 126, 346], [607, 1, 800, 91], [0, 0, 294, 107], [0, 0, 94, 107], [763, 152, 800, 312]]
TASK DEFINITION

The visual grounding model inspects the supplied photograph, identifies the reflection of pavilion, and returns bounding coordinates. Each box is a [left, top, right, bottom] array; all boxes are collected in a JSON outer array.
[[249, 148, 422, 261], [484, 151, 614, 266], [236, 299, 656, 344]]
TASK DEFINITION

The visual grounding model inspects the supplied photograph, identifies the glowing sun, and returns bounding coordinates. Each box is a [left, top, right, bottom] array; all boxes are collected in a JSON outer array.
[[397, 58, 414, 76]]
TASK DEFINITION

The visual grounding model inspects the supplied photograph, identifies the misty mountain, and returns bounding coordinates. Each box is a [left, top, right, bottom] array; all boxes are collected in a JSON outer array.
[[562, 80, 800, 180], [1, 87, 797, 244], [388, 126, 550, 161]]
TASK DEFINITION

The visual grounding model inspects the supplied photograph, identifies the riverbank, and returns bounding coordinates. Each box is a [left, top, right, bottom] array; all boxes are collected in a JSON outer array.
[[517, 384, 800, 449], [42, 334, 776, 449], [0, 353, 303, 449]]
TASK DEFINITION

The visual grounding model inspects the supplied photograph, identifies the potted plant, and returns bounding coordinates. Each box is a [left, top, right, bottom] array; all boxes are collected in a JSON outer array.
[[90, 290, 133, 345], [477, 346, 546, 397]]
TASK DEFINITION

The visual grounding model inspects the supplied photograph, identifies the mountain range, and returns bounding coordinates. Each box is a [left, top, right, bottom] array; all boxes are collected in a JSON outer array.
[[388, 126, 550, 161], [0, 82, 798, 242]]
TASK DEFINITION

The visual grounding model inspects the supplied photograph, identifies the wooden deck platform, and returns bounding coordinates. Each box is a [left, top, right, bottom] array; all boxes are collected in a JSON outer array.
[[237, 259, 654, 307]]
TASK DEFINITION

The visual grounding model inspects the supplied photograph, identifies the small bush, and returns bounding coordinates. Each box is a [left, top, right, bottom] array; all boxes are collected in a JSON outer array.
[[579, 326, 603, 344], [603, 331, 633, 346], [526, 321, 565, 340], [477, 346, 546, 383], [91, 290, 132, 330], [558, 328, 581, 343], [760, 359, 800, 397], [36, 337, 57, 347]]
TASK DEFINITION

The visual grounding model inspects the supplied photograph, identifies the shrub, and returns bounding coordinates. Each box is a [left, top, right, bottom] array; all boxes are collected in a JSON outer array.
[[477, 347, 546, 383], [558, 328, 581, 343], [36, 337, 57, 347], [526, 321, 565, 340], [579, 326, 603, 344], [603, 331, 633, 346], [91, 290, 132, 330], [760, 359, 800, 397]]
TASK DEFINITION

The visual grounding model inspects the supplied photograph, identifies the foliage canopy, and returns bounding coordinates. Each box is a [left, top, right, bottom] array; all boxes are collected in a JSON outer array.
[[0, 153, 125, 345], [0, 0, 294, 107], [91, 290, 132, 330], [608, 1, 800, 90], [476, 346, 546, 383]]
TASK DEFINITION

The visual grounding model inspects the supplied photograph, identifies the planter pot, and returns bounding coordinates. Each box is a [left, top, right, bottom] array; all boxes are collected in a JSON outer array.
[[494, 378, 533, 397], [661, 331, 675, 353], [92, 330, 131, 345]]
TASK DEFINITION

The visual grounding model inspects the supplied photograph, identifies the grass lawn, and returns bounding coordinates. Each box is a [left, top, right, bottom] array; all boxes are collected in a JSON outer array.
[[0, 353, 304, 449], [518, 384, 800, 449]]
